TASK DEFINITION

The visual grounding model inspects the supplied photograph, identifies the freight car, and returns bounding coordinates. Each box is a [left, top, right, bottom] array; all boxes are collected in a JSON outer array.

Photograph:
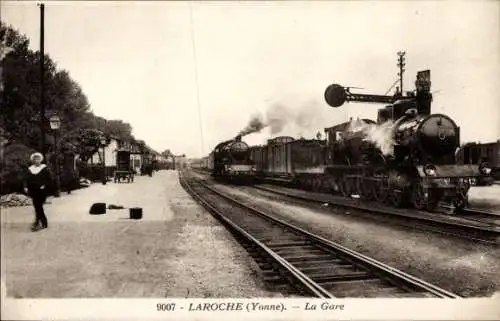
[[198, 156, 209, 171], [250, 69, 493, 213], [209, 135, 256, 183], [250, 136, 327, 186], [458, 140, 499, 184]]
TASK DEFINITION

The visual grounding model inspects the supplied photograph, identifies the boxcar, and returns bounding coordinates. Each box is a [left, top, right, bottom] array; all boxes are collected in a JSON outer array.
[[266, 136, 294, 176], [459, 140, 500, 182], [250, 136, 327, 187], [249, 145, 266, 173], [290, 139, 327, 175]]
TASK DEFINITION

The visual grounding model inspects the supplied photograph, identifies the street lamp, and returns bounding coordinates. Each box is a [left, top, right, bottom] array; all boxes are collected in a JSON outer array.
[[0, 135, 8, 168], [100, 137, 107, 185], [49, 115, 61, 197]]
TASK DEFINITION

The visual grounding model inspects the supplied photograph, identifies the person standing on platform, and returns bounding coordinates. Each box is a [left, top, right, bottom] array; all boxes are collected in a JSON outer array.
[[23, 152, 52, 232]]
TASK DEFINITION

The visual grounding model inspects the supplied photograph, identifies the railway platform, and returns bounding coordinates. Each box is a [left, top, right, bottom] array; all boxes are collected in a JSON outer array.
[[1, 170, 274, 298]]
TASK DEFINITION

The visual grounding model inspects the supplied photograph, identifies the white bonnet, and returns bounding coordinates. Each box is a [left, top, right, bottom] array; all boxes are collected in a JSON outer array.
[[30, 152, 44, 162]]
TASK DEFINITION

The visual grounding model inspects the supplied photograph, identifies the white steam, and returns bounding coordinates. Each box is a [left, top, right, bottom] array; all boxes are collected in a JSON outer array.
[[346, 118, 396, 156]]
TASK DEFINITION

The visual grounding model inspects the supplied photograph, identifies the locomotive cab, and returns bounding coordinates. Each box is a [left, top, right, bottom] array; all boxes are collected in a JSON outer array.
[[392, 99, 418, 120], [377, 106, 393, 123]]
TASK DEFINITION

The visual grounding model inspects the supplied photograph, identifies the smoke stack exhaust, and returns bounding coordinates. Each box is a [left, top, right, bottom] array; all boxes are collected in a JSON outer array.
[[238, 113, 266, 137]]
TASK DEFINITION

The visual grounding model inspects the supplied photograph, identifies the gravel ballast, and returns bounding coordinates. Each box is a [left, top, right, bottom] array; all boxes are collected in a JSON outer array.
[[213, 183, 500, 297]]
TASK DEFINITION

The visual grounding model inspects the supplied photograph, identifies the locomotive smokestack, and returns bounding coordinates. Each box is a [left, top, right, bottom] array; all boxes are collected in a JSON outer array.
[[235, 135, 242, 142]]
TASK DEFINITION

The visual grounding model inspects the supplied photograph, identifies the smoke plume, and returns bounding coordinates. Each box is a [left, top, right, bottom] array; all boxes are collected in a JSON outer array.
[[265, 102, 291, 135], [347, 118, 396, 156], [237, 99, 327, 138], [238, 113, 267, 136]]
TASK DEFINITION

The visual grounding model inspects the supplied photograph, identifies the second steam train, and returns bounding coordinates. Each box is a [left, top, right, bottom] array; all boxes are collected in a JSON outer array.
[[195, 68, 493, 213], [206, 135, 256, 183]]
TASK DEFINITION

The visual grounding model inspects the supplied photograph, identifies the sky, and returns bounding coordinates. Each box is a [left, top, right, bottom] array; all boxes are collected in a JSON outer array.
[[2, 1, 499, 158]]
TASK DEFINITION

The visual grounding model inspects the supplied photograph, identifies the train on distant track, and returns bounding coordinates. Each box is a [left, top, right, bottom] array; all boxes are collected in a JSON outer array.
[[194, 69, 493, 213], [202, 135, 256, 183], [457, 140, 500, 185]]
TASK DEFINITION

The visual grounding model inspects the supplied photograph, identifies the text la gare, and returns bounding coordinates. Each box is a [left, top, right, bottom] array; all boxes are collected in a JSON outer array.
[[305, 302, 345, 311]]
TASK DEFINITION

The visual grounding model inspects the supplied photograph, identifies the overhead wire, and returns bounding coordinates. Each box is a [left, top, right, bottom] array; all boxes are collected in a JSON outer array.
[[189, 4, 205, 157]]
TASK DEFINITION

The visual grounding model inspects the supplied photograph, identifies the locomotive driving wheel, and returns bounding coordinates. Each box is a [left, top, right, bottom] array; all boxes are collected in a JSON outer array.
[[363, 175, 374, 200], [327, 177, 338, 193], [312, 177, 321, 192], [453, 187, 468, 213], [411, 182, 438, 211], [355, 175, 372, 200], [389, 188, 407, 207], [411, 183, 427, 210], [339, 175, 352, 197], [372, 169, 389, 203]]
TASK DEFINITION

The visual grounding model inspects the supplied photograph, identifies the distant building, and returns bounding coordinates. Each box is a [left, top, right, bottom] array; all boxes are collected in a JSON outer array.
[[87, 137, 161, 175], [173, 154, 187, 168], [89, 136, 121, 167]]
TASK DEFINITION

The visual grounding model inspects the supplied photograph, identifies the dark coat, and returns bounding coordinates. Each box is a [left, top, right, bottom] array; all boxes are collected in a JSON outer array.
[[24, 165, 53, 198]]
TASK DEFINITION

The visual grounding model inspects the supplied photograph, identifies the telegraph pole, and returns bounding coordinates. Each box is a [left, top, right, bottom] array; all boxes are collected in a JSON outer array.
[[397, 51, 406, 94], [39, 3, 46, 157]]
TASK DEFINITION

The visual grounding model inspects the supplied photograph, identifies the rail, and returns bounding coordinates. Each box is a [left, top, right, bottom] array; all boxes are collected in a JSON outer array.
[[253, 184, 500, 245], [180, 170, 460, 298]]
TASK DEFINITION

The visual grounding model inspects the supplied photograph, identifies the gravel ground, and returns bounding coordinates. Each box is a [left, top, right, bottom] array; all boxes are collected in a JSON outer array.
[[162, 195, 281, 298], [211, 183, 500, 298], [1, 171, 276, 298]]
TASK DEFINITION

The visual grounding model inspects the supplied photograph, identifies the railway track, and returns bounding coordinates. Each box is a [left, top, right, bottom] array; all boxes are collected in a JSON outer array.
[[180, 171, 460, 298], [457, 208, 500, 225], [189, 168, 500, 244], [251, 184, 500, 245]]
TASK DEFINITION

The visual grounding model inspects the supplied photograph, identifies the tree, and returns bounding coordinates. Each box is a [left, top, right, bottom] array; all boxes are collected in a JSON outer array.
[[1, 22, 157, 194], [0, 142, 36, 194], [104, 119, 134, 142], [62, 129, 107, 162], [1, 22, 84, 150]]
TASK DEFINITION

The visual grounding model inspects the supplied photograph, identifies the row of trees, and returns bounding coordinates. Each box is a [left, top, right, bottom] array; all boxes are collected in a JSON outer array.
[[0, 22, 154, 194]]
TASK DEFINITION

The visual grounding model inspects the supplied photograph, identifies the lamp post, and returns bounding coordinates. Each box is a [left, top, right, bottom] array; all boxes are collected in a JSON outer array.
[[49, 115, 61, 197], [0, 135, 8, 170], [100, 137, 107, 185]]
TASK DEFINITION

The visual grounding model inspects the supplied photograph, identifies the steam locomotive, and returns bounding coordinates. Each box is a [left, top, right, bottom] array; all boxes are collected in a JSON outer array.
[[208, 135, 256, 183], [249, 70, 492, 212]]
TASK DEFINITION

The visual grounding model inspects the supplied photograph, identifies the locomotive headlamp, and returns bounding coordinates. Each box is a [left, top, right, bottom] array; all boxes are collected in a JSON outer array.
[[479, 162, 492, 175], [423, 164, 437, 176], [425, 168, 436, 176], [480, 166, 492, 175]]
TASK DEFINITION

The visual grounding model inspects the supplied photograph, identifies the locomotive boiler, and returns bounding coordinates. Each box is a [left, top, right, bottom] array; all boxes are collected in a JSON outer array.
[[209, 135, 256, 182], [322, 70, 492, 211]]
